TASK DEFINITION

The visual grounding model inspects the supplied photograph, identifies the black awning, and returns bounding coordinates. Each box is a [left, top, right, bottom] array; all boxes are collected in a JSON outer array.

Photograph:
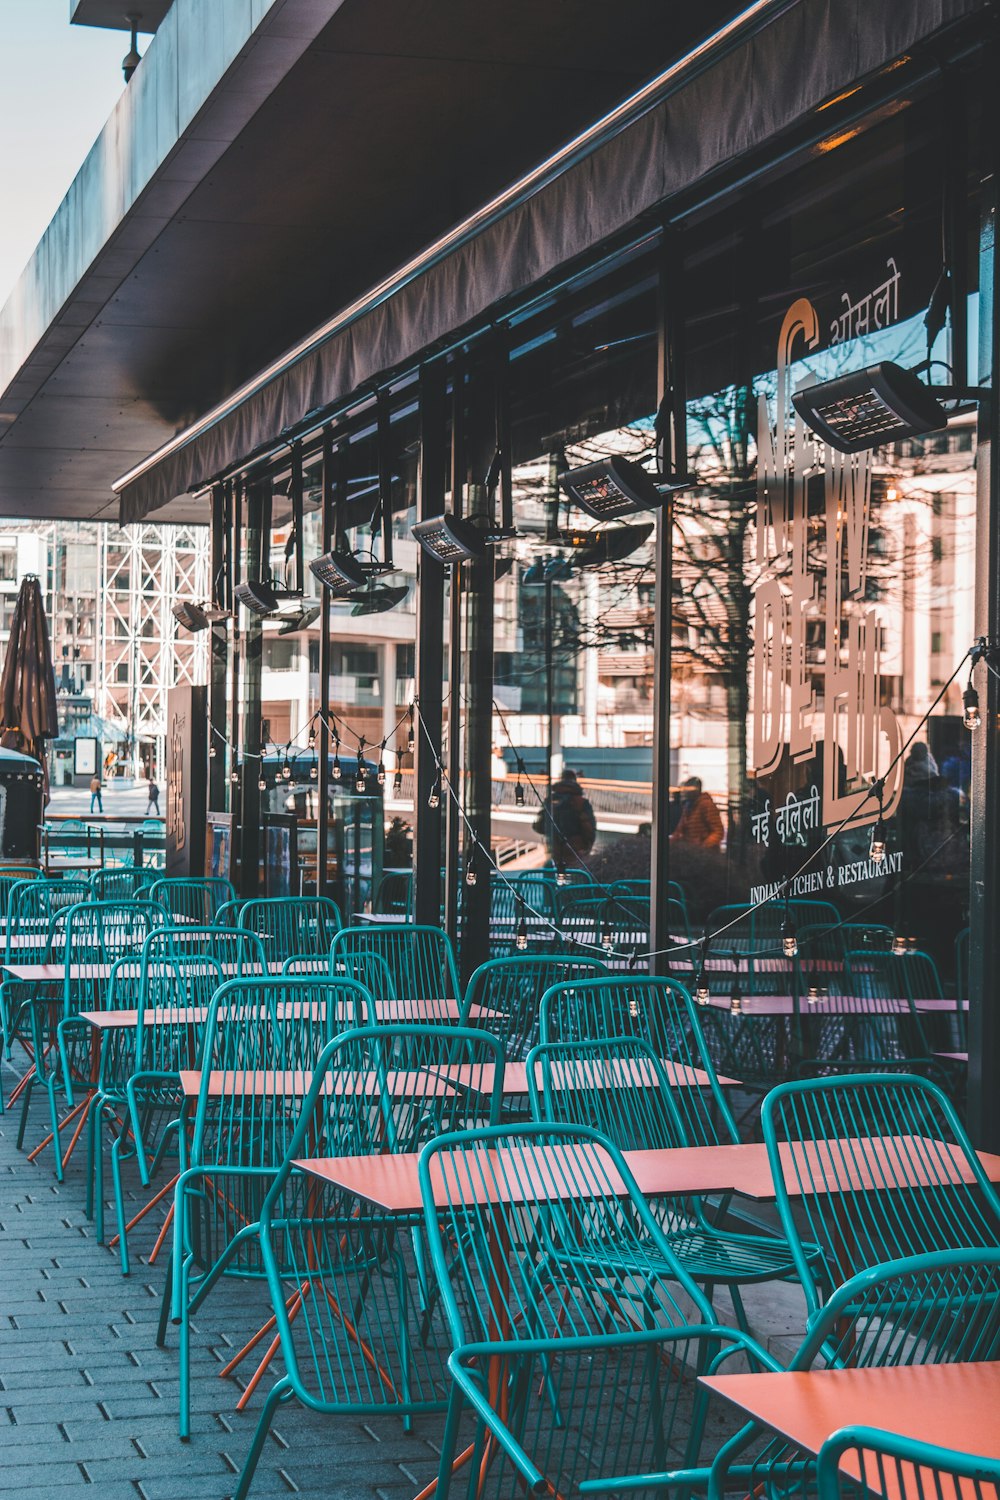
[[118, 0, 982, 523]]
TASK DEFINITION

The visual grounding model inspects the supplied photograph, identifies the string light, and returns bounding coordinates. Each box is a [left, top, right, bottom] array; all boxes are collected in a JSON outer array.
[[307, 725, 316, 751], [869, 815, 887, 865], [377, 743, 387, 787], [891, 931, 908, 956], [729, 972, 743, 1014], [465, 847, 478, 886], [555, 864, 569, 887], [601, 918, 614, 954], [514, 759, 526, 807], [781, 896, 798, 958], [393, 751, 403, 794], [309, 762, 318, 781], [332, 734, 342, 780], [694, 938, 711, 1004], [515, 909, 529, 951], [355, 738, 367, 793], [963, 680, 981, 730], [428, 773, 441, 809], [258, 773, 267, 791], [281, 752, 292, 781], [230, 768, 240, 785], [407, 706, 415, 752], [208, 743, 217, 759]]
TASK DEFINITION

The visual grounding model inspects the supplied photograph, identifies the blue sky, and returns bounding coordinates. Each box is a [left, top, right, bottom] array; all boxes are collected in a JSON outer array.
[[0, 1, 143, 304]]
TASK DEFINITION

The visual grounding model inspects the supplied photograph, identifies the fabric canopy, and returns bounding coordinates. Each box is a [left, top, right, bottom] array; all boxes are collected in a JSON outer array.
[[118, 0, 982, 524]]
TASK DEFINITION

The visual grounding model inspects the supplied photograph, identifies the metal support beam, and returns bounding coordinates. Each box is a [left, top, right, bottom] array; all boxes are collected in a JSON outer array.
[[317, 428, 334, 896], [237, 481, 266, 897], [208, 483, 228, 810], [444, 369, 465, 952], [968, 151, 1000, 1151], [651, 232, 683, 973], [414, 364, 447, 925]]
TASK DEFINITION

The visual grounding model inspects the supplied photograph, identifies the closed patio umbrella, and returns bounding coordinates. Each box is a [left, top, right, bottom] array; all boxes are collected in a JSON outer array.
[[0, 574, 58, 800]]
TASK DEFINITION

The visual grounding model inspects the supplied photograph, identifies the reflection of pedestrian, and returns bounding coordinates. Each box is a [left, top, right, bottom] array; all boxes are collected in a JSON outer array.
[[670, 776, 724, 847], [89, 775, 103, 814], [537, 769, 596, 866], [146, 781, 160, 815]]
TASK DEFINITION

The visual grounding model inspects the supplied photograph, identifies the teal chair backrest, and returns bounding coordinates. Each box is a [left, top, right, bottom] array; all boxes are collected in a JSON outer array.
[[540, 974, 739, 1145], [331, 923, 459, 1003], [238, 897, 343, 960], [6, 877, 92, 961], [761, 1072, 1000, 1312], [461, 953, 607, 1058], [148, 877, 236, 925], [817, 1421, 1000, 1500]]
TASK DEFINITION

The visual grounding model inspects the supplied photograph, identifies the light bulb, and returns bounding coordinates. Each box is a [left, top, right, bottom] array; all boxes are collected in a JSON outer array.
[[556, 867, 568, 887], [514, 780, 525, 807], [891, 932, 908, 956], [257, 775, 267, 791], [230, 769, 240, 785], [428, 780, 440, 809], [208, 743, 217, 759], [694, 970, 711, 1005], [729, 979, 742, 1014], [465, 861, 477, 887], [806, 980, 827, 1003], [963, 683, 981, 730], [309, 764, 318, 781], [355, 768, 367, 793], [781, 918, 798, 958], [377, 761, 386, 786], [601, 922, 614, 954], [869, 816, 887, 865], [332, 754, 342, 781], [281, 762, 292, 781], [515, 918, 528, 951], [307, 731, 316, 751], [393, 769, 403, 793]]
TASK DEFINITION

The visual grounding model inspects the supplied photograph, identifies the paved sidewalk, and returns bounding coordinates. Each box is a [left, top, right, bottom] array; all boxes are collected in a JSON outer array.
[[0, 1060, 448, 1500]]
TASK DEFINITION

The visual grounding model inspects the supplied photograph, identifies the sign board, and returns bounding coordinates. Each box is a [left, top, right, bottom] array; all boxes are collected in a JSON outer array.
[[73, 737, 98, 778], [165, 686, 207, 877]]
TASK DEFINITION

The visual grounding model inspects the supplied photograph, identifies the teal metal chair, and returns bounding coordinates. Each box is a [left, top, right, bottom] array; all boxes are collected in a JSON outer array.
[[22, 899, 159, 1181], [528, 1034, 810, 1330], [94, 927, 269, 1273], [90, 867, 156, 900], [709, 1249, 1000, 1500], [148, 876, 236, 925], [460, 953, 608, 1060], [760, 1072, 1000, 1313], [238, 896, 343, 961], [280, 954, 330, 974], [420, 1122, 754, 1500], [373, 869, 413, 916], [331, 923, 460, 1011], [164, 975, 369, 1437], [817, 1425, 1000, 1500], [488, 871, 560, 955], [230, 1023, 507, 1499]]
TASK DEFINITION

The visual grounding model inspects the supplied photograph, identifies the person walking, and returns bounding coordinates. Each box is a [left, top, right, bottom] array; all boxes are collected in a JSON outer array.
[[670, 776, 724, 847], [146, 779, 160, 816], [89, 774, 103, 815], [537, 768, 597, 868]]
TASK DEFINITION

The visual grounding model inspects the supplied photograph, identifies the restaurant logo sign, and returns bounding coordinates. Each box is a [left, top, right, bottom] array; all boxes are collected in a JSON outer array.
[[751, 297, 904, 834]]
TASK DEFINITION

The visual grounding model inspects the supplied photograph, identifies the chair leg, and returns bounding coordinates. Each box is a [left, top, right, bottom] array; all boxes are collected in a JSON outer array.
[[231, 1378, 294, 1500], [728, 1283, 750, 1334], [156, 1254, 172, 1349], [16, 1072, 33, 1149], [110, 1134, 131, 1275]]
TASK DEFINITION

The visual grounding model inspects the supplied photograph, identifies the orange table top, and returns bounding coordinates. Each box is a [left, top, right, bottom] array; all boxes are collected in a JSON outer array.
[[700, 1363, 1000, 1476], [79, 997, 494, 1030], [295, 1135, 1000, 1214], [179, 1056, 732, 1101], [295, 1141, 773, 1213]]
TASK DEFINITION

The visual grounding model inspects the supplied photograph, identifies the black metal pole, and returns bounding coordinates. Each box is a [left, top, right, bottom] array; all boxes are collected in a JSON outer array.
[[317, 428, 334, 897], [208, 482, 228, 811], [968, 129, 1000, 1151], [544, 574, 554, 797], [414, 363, 447, 925], [238, 480, 266, 898], [651, 230, 683, 974], [444, 367, 465, 952]]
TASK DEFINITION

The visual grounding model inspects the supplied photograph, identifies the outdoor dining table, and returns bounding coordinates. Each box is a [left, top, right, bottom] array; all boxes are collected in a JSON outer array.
[[700, 1362, 1000, 1486], [699, 994, 963, 1014], [78, 995, 502, 1031], [177, 1055, 738, 1103]]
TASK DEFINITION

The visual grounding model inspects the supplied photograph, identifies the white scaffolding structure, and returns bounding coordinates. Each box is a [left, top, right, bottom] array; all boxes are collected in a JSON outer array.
[[96, 523, 210, 775]]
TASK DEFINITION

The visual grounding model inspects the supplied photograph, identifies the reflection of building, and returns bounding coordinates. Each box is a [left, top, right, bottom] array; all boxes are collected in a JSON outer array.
[[0, 522, 209, 781]]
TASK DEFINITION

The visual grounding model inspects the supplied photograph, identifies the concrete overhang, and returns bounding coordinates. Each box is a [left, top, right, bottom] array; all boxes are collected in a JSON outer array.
[[70, 2, 174, 34], [0, 0, 723, 525]]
